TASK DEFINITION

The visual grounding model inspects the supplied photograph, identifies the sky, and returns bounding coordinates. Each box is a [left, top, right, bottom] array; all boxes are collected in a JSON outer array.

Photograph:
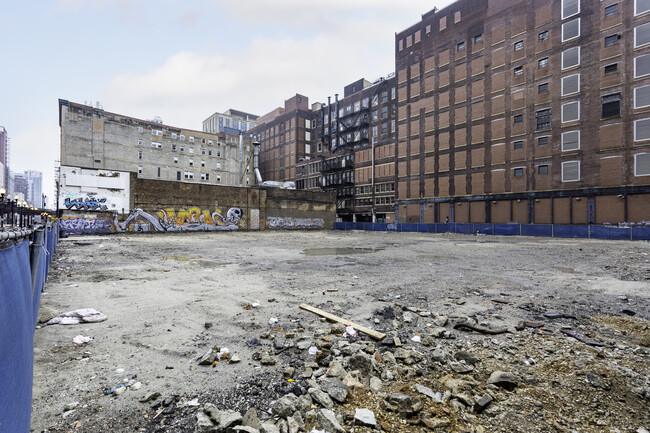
[[1, 0, 455, 207]]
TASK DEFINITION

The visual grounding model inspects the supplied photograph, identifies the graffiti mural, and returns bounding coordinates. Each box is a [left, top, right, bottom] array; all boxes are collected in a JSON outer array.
[[59, 216, 115, 234], [266, 216, 324, 230], [63, 194, 109, 211]]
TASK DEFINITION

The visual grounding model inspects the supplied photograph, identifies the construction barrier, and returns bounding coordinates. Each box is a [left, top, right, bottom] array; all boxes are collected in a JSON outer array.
[[0, 223, 58, 433], [334, 222, 650, 241]]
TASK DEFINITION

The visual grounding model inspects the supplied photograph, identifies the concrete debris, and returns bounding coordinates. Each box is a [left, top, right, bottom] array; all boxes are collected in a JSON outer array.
[[354, 408, 377, 427], [47, 308, 107, 325]]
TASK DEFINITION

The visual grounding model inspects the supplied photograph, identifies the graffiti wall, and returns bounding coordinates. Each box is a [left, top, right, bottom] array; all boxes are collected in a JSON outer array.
[[60, 207, 243, 235], [266, 216, 324, 230], [59, 166, 131, 213]]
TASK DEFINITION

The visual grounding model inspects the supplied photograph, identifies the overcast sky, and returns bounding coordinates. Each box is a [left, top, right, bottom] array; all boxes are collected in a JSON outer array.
[[1, 0, 455, 206]]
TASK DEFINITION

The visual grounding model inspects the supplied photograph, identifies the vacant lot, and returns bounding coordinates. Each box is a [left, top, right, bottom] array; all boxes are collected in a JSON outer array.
[[32, 231, 649, 432]]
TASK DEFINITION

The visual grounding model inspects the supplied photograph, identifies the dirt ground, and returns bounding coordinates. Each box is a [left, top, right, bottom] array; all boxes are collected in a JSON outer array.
[[31, 231, 650, 432]]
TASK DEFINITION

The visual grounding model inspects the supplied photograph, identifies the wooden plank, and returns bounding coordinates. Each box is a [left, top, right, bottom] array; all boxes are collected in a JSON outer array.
[[299, 303, 386, 341]]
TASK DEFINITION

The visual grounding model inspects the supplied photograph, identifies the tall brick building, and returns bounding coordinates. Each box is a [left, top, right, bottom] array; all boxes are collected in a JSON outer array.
[[394, 0, 650, 224]]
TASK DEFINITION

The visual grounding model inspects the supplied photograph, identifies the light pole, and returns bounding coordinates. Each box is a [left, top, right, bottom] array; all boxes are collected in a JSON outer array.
[[0, 188, 5, 228]]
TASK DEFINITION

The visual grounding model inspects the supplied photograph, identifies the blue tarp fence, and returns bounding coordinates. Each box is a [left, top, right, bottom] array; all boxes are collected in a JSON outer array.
[[334, 222, 650, 240], [0, 223, 58, 433]]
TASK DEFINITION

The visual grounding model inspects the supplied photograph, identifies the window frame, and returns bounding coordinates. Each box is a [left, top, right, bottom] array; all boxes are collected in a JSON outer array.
[[562, 18, 581, 42], [604, 63, 618, 75], [635, 0, 650, 16], [561, 160, 580, 182], [635, 22, 650, 48], [562, 0, 580, 19], [538, 82, 549, 94], [635, 54, 650, 78], [604, 34, 619, 47], [538, 57, 549, 68], [537, 164, 549, 175], [513, 167, 524, 178], [514, 40, 524, 51], [562, 101, 580, 123], [513, 140, 524, 150], [514, 66, 523, 76], [561, 74, 580, 96], [635, 85, 650, 109], [562, 46, 581, 70], [635, 153, 650, 176], [634, 118, 650, 141], [536, 108, 552, 131], [513, 114, 524, 125], [538, 136, 550, 147], [561, 130, 580, 151], [605, 3, 618, 17], [601, 92, 621, 118]]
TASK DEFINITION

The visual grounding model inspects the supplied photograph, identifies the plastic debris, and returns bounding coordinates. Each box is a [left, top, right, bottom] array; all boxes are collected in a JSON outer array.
[[72, 335, 92, 346], [47, 308, 107, 325], [103, 383, 126, 395], [269, 317, 279, 325], [252, 300, 261, 308], [308, 346, 318, 355], [560, 329, 604, 347], [411, 334, 421, 343], [217, 347, 230, 360], [344, 325, 358, 337]]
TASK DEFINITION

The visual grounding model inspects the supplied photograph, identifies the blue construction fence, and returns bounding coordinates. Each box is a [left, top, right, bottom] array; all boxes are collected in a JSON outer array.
[[334, 222, 650, 240], [0, 223, 59, 433]]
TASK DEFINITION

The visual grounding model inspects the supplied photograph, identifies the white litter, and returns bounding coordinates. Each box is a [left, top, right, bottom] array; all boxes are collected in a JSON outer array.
[[47, 308, 107, 325], [72, 335, 92, 346], [308, 346, 318, 355], [344, 325, 358, 337], [252, 300, 261, 308], [186, 398, 200, 407], [411, 335, 421, 343], [269, 317, 279, 325], [217, 347, 230, 360]]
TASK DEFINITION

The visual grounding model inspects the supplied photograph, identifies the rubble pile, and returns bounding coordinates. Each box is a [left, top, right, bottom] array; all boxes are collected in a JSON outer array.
[[137, 303, 649, 433]]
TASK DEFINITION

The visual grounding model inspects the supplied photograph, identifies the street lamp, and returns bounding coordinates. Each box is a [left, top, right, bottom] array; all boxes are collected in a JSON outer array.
[[0, 188, 5, 228]]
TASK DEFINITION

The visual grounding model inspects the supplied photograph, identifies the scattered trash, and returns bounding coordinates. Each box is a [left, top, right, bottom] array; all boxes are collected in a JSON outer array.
[[252, 300, 261, 308], [536, 328, 554, 335], [621, 309, 636, 316], [115, 368, 125, 375], [411, 334, 421, 343], [186, 398, 200, 407], [47, 308, 107, 325], [66, 284, 79, 288], [217, 347, 230, 360], [353, 276, 359, 279], [204, 322, 213, 329], [72, 335, 92, 346], [560, 329, 604, 347], [544, 313, 577, 320], [269, 317, 279, 325], [308, 346, 318, 355], [299, 303, 386, 340], [104, 383, 126, 395]]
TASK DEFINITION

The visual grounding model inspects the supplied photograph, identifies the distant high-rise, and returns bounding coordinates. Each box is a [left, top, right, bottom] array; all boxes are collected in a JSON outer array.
[[0, 126, 8, 191], [25, 170, 43, 208], [202, 109, 259, 135]]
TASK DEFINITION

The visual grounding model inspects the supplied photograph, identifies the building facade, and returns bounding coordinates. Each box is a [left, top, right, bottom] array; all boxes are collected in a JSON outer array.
[[394, 0, 650, 224], [202, 109, 259, 135], [59, 100, 254, 191], [295, 77, 398, 222], [0, 126, 8, 191], [249, 94, 313, 183]]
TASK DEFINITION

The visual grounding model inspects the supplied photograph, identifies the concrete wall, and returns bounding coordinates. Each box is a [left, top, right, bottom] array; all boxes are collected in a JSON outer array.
[[59, 176, 337, 234], [59, 166, 130, 213]]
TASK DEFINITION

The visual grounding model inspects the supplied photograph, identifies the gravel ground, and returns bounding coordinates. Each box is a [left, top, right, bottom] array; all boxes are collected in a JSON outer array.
[[31, 231, 650, 432]]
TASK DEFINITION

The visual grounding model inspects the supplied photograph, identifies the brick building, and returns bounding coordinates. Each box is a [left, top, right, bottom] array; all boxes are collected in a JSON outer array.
[[394, 0, 650, 224], [202, 109, 259, 135], [249, 94, 312, 183], [295, 77, 398, 222]]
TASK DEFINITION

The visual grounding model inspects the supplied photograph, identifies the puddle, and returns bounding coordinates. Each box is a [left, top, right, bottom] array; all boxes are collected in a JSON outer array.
[[303, 247, 381, 256], [555, 266, 579, 274], [161, 256, 202, 264]]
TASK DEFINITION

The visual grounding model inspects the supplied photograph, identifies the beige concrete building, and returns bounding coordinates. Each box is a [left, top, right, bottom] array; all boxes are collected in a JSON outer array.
[[59, 100, 254, 189]]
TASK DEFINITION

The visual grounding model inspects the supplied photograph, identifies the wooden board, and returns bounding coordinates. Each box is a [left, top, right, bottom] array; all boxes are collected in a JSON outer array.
[[299, 303, 386, 341]]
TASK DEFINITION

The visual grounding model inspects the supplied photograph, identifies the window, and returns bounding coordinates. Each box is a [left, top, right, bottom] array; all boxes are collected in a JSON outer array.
[[604, 63, 618, 75], [151, 141, 162, 148], [538, 57, 549, 68], [635, 22, 650, 47], [562, 0, 580, 19], [514, 66, 523, 76], [391, 88, 396, 100], [208, 150, 213, 156], [189, 147, 194, 154], [172, 133, 177, 139], [636, 0, 650, 16], [562, 161, 580, 182], [536, 109, 552, 130], [381, 122, 388, 135], [216, 175, 221, 183], [138, 139, 143, 146], [138, 126, 143, 133], [454, 11, 461, 23], [538, 165, 549, 175], [514, 40, 524, 51], [381, 106, 388, 119], [635, 153, 650, 176], [538, 136, 549, 146], [189, 158, 194, 166], [189, 136, 194, 142], [538, 31, 549, 42], [172, 144, 177, 151], [201, 173, 210, 181], [216, 162, 221, 170], [440, 16, 447, 30], [174, 156, 178, 163], [635, 55, 650, 77], [562, 131, 580, 151], [201, 160, 206, 167], [138, 151, 142, 159], [157, 167, 161, 178], [605, 34, 619, 47], [180, 134, 185, 140], [514, 114, 524, 124], [474, 34, 483, 44], [180, 146, 185, 152], [635, 85, 650, 108], [635, 118, 650, 141], [457, 41, 465, 51], [562, 47, 580, 69], [381, 91, 388, 103], [138, 166, 142, 174], [184, 171, 194, 179], [601, 93, 621, 118], [513, 140, 524, 150], [562, 19, 580, 41], [605, 4, 618, 17], [513, 168, 524, 177], [561, 74, 580, 95], [152, 129, 163, 136], [201, 149, 206, 155], [562, 101, 580, 122], [177, 171, 181, 181]]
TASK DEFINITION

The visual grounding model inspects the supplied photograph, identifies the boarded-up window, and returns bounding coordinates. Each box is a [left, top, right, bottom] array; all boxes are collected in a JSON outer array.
[[635, 85, 650, 108], [414, 30, 421, 43], [635, 22, 650, 47], [562, 101, 580, 122], [562, 160, 580, 182], [562, 74, 580, 95], [562, 18, 580, 41], [635, 153, 650, 176], [635, 118, 650, 141], [562, 0, 579, 19], [636, 0, 650, 15], [440, 16, 447, 30], [562, 47, 580, 69], [399, 39, 403, 51], [635, 54, 650, 77], [454, 11, 461, 23], [562, 130, 580, 151]]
